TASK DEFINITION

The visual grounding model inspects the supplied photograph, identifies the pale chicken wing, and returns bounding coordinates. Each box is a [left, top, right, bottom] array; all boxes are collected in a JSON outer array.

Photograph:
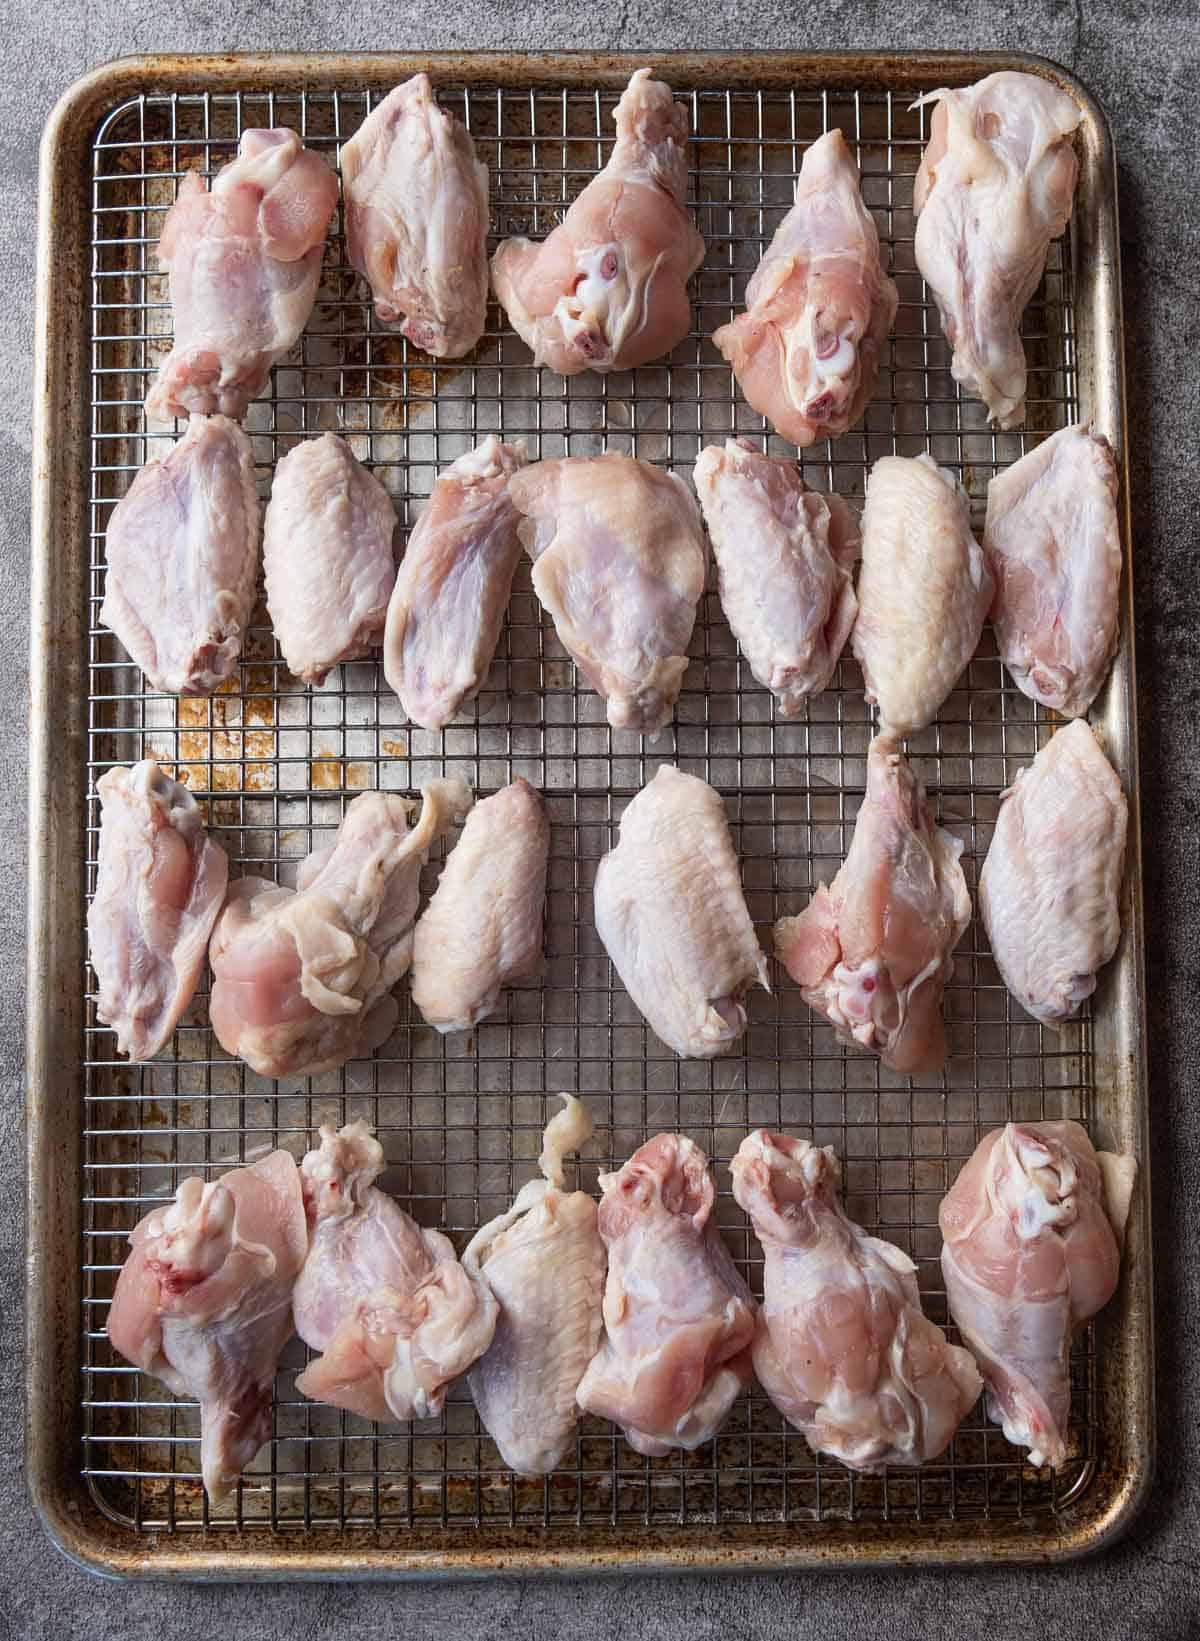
[[463, 1096, 606, 1474], [940, 1121, 1135, 1467], [263, 433, 396, 685], [979, 720, 1126, 1026], [693, 437, 860, 712], [107, 1150, 308, 1502], [713, 129, 898, 447], [208, 780, 471, 1078], [732, 1131, 981, 1467], [88, 760, 229, 1061], [913, 73, 1081, 428], [984, 424, 1121, 718], [410, 778, 549, 1033], [341, 74, 490, 358], [491, 68, 704, 375], [145, 129, 338, 422], [775, 738, 970, 1076], [576, 1134, 756, 1455], [851, 453, 993, 739], [594, 765, 769, 1059], [383, 436, 527, 730], [101, 414, 260, 695], [293, 1122, 497, 1420], [511, 452, 707, 736]]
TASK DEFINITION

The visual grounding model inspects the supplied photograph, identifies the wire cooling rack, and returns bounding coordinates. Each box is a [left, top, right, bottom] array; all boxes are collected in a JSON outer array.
[[80, 76, 1096, 1538]]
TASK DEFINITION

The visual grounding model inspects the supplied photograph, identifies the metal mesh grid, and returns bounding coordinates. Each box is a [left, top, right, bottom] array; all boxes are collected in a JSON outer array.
[[80, 77, 1098, 1540]]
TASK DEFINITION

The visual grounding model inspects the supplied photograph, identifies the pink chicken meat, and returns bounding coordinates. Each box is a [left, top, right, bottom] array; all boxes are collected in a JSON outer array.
[[107, 1149, 308, 1502], [713, 129, 897, 447], [775, 738, 970, 1076], [209, 780, 471, 1079], [984, 423, 1122, 719], [693, 438, 860, 712], [145, 129, 338, 422], [384, 436, 528, 731], [292, 1121, 497, 1420], [491, 68, 705, 375], [340, 74, 490, 357], [101, 414, 260, 696], [88, 759, 229, 1061], [732, 1131, 981, 1467], [940, 1121, 1135, 1467], [576, 1134, 756, 1455], [511, 452, 707, 736], [912, 73, 1081, 428]]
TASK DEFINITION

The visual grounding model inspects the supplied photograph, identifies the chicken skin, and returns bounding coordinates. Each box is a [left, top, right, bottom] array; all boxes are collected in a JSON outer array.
[[594, 765, 769, 1059], [293, 1122, 497, 1421], [384, 437, 528, 731], [102, 414, 260, 695], [491, 68, 705, 375], [410, 778, 549, 1034], [145, 129, 338, 422], [713, 129, 898, 447], [88, 760, 229, 1061], [940, 1121, 1135, 1467], [979, 720, 1126, 1026], [464, 1096, 606, 1475], [913, 72, 1081, 428], [107, 1150, 308, 1502], [511, 453, 707, 736], [775, 738, 970, 1076], [263, 434, 396, 685], [341, 74, 490, 358], [576, 1134, 756, 1455], [209, 780, 471, 1079], [732, 1131, 981, 1468], [693, 438, 860, 712], [984, 424, 1122, 718], [851, 453, 993, 740]]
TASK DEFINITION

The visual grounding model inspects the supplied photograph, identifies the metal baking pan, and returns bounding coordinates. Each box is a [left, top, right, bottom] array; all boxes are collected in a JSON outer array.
[[28, 49, 1152, 1578]]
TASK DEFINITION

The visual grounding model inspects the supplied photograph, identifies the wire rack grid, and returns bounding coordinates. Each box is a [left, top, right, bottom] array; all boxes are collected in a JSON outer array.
[[80, 75, 1094, 1541]]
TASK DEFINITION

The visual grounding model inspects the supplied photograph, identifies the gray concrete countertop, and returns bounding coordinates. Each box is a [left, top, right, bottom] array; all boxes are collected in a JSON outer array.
[[4, 5, 1198, 1636]]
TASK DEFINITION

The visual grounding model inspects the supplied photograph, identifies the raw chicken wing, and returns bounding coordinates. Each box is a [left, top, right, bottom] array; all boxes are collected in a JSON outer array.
[[411, 778, 549, 1033], [576, 1134, 756, 1454], [979, 719, 1126, 1025], [984, 424, 1121, 718], [913, 73, 1081, 427], [713, 130, 898, 447], [940, 1121, 1135, 1467], [384, 436, 527, 730], [107, 1150, 308, 1501], [293, 1122, 497, 1420], [732, 1131, 981, 1467], [491, 68, 704, 375], [209, 780, 471, 1078], [775, 738, 970, 1075], [102, 414, 260, 695], [594, 765, 769, 1058], [263, 433, 397, 685], [464, 1096, 606, 1474], [341, 74, 490, 357], [511, 452, 707, 736], [145, 129, 338, 421], [88, 760, 229, 1061], [693, 438, 860, 712], [851, 453, 993, 739]]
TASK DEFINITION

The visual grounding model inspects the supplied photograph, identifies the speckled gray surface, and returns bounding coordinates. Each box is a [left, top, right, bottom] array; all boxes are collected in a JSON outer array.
[[5, 4, 1200, 1636]]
